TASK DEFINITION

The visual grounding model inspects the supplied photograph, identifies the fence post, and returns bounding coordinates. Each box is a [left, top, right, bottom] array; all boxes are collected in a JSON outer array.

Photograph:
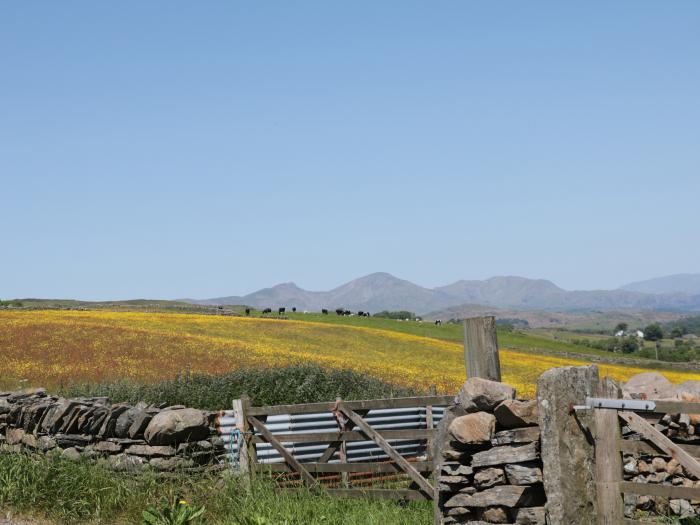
[[336, 396, 350, 488], [425, 384, 436, 463], [594, 378, 623, 524], [239, 394, 256, 484], [463, 316, 501, 381]]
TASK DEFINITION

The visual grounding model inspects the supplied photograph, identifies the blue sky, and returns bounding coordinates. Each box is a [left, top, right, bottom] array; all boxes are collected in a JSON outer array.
[[1, 2, 698, 300]]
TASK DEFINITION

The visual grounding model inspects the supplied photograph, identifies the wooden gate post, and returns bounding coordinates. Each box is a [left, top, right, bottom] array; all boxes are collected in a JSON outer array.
[[463, 316, 501, 381], [232, 395, 253, 487], [594, 378, 623, 524]]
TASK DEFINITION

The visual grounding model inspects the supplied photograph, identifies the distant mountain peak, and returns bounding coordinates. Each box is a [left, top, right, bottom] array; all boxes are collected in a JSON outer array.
[[621, 273, 700, 295]]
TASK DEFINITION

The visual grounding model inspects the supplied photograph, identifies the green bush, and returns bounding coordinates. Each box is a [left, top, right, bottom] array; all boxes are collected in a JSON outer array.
[[57, 365, 418, 410]]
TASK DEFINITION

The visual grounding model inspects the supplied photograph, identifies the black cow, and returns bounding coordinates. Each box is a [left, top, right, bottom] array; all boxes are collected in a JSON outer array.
[[292, 307, 297, 312], [344, 309, 351, 316], [335, 308, 344, 316], [358, 311, 364, 317], [278, 307, 286, 315], [262, 308, 272, 314], [435, 319, 442, 326], [245, 308, 251, 316], [322, 309, 329, 315], [365, 312, 371, 317]]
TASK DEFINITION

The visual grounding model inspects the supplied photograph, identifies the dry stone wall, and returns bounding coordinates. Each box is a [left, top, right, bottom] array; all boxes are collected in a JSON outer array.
[[0, 388, 225, 471], [434, 378, 545, 525]]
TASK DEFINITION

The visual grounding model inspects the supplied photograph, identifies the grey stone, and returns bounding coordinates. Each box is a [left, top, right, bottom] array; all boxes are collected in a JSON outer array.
[[62, 447, 82, 461], [108, 453, 145, 472], [537, 365, 599, 525], [670, 499, 694, 518], [144, 408, 209, 445], [449, 412, 496, 446], [441, 463, 473, 476], [471, 442, 539, 468], [444, 485, 545, 508], [6, 428, 24, 445], [54, 434, 91, 448], [456, 378, 516, 413], [513, 507, 546, 525], [482, 506, 509, 524], [149, 457, 196, 470], [473, 467, 506, 489], [127, 411, 153, 439], [491, 427, 540, 446], [126, 444, 176, 457], [94, 441, 123, 453], [494, 399, 538, 429], [505, 463, 543, 485], [36, 436, 56, 451]]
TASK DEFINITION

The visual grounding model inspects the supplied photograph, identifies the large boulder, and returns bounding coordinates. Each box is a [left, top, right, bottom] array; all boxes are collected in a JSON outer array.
[[448, 412, 496, 446], [455, 377, 515, 413], [144, 408, 209, 445], [622, 372, 676, 400]]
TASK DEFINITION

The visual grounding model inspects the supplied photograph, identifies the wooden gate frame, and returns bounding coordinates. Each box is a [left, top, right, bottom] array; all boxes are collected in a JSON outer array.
[[591, 393, 700, 525], [232, 394, 453, 500]]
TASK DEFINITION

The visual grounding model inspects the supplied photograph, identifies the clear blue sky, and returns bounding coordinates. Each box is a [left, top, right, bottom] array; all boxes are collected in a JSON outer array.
[[2, 2, 698, 300]]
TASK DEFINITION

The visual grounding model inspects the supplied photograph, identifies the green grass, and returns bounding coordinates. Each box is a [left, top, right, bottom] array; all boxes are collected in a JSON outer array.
[[0, 453, 431, 524], [58, 365, 418, 410]]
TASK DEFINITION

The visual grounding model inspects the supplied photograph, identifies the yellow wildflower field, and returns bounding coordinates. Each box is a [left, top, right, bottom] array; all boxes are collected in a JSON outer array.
[[1, 310, 698, 397]]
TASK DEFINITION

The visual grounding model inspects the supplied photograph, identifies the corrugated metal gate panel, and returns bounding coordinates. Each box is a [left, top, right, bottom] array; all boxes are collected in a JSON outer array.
[[217, 406, 445, 464]]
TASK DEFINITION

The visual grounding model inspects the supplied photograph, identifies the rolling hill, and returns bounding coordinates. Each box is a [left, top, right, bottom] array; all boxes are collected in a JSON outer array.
[[622, 274, 700, 295], [188, 273, 700, 314]]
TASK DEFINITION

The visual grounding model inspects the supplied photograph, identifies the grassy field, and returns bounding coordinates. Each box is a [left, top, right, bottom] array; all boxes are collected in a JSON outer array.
[[3, 310, 700, 398]]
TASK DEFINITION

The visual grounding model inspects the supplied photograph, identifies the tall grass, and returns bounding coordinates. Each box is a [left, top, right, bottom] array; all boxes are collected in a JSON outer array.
[[0, 453, 431, 524], [57, 365, 419, 410]]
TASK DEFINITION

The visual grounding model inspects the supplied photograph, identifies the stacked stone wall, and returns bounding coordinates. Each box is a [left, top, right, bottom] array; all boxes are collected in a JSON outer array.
[[434, 378, 545, 525], [0, 388, 224, 471]]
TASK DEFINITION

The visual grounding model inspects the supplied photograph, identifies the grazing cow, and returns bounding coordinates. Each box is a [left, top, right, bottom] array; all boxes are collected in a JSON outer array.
[[435, 319, 442, 326], [292, 307, 297, 312], [262, 308, 272, 314], [245, 308, 251, 316], [336, 308, 344, 316], [364, 312, 370, 317], [217, 306, 223, 310], [358, 311, 364, 317], [278, 307, 286, 315], [322, 309, 329, 315]]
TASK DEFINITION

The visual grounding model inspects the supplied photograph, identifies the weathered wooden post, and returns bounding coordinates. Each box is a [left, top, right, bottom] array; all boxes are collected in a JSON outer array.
[[232, 394, 256, 487], [594, 378, 623, 524], [463, 316, 501, 381]]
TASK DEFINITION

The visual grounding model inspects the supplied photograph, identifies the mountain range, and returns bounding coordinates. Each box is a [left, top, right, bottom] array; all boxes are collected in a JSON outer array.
[[186, 272, 700, 315]]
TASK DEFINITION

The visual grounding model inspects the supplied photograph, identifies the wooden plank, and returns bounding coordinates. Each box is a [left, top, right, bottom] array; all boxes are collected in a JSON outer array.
[[247, 395, 453, 416], [337, 402, 434, 497], [649, 400, 700, 415], [315, 410, 369, 464], [620, 480, 700, 500], [248, 416, 320, 491], [620, 439, 700, 458], [463, 316, 501, 382], [282, 488, 430, 501], [250, 428, 435, 443], [254, 461, 433, 474], [618, 411, 700, 479], [594, 378, 623, 525]]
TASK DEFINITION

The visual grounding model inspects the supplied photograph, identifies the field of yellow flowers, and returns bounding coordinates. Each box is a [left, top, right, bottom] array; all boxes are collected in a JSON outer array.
[[2, 310, 699, 397]]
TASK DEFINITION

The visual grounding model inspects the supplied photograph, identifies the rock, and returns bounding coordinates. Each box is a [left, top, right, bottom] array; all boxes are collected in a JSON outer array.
[[128, 411, 153, 439], [41, 399, 79, 433], [494, 400, 538, 429], [439, 475, 470, 484], [651, 457, 667, 472], [670, 498, 694, 518], [114, 406, 145, 438], [36, 436, 56, 451], [6, 428, 25, 445], [505, 463, 543, 485], [441, 463, 473, 476], [513, 507, 546, 525], [482, 506, 509, 523], [638, 460, 650, 474], [94, 441, 123, 453], [537, 365, 599, 525], [623, 372, 676, 400], [149, 457, 196, 470], [126, 444, 176, 457], [456, 378, 516, 413], [445, 485, 545, 508], [491, 427, 540, 446], [473, 467, 506, 489], [667, 458, 682, 475], [54, 434, 91, 448], [449, 412, 496, 446], [471, 442, 539, 468], [20, 434, 38, 448], [108, 453, 145, 472], [623, 458, 638, 475], [446, 507, 472, 517], [144, 408, 209, 445], [62, 447, 82, 461]]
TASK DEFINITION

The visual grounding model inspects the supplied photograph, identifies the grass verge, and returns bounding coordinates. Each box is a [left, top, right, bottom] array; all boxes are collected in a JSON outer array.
[[0, 452, 431, 524]]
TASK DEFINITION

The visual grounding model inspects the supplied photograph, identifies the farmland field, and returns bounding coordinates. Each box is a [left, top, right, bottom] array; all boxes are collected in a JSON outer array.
[[3, 310, 700, 398]]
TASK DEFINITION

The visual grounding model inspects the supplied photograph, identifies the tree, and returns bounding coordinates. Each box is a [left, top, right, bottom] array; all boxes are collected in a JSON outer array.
[[619, 336, 640, 354], [614, 322, 628, 334], [671, 326, 688, 339], [644, 323, 664, 342]]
